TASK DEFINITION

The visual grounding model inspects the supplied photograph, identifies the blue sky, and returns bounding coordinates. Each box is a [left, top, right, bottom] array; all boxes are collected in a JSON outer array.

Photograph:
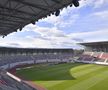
[[0, 0, 108, 49]]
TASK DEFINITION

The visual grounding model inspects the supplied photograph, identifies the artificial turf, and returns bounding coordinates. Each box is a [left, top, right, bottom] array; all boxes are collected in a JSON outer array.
[[16, 63, 108, 90]]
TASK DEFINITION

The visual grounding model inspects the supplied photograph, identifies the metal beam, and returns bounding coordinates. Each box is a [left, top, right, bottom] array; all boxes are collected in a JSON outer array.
[[0, 24, 14, 28], [0, 13, 31, 20], [0, 24, 14, 26], [0, 27, 6, 28], [52, 0, 61, 4], [0, 18, 24, 23], [0, 26, 12, 28], [0, 22, 18, 25], [51, 0, 66, 8], [10, 0, 49, 11], [0, 5, 38, 16]]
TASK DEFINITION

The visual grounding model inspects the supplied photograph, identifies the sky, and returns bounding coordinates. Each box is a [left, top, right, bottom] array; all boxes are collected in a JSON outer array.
[[0, 0, 108, 49]]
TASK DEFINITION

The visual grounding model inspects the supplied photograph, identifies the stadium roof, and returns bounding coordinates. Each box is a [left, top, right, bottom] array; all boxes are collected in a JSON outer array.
[[80, 41, 108, 46], [0, 47, 74, 53], [0, 0, 80, 37]]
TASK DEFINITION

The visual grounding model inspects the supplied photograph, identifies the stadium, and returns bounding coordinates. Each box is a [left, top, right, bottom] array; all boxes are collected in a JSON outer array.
[[0, 0, 108, 90]]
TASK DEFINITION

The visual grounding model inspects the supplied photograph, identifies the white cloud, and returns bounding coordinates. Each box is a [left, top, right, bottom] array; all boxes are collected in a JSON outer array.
[[23, 24, 65, 37], [0, 0, 108, 49], [37, 0, 108, 30], [78, 0, 108, 9], [23, 25, 81, 48], [68, 28, 108, 42], [1, 22, 108, 48], [93, 10, 108, 19], [39, 5, 80, 28], [94, 0, 108, 8], [94, 0, 104, 8], [40, 14, 79, 28], [0, 24, 83, 48], [0, 28, 107, 49]]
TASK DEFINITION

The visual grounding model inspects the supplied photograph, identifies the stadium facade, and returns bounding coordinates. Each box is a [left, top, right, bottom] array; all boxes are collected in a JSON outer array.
[[77, 41, 108, 65], [0, 47, 74, 90], [0, 47, 74, 69]]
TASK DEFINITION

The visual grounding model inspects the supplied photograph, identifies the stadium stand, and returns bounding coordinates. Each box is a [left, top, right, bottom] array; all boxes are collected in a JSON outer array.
[[101, 53, 108, 59], [0, 47, 74, 90], [0, 1, 81, 89], [0, 69, 36, 90], [0, 48, 74, 69], [77, 41, 108, 65]]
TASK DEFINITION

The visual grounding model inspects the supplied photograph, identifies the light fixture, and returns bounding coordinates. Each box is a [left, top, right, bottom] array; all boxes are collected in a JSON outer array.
[[73, 0, 79, 7], [19, 27, 22, 31], [2, 35, 5, 38], [70, 4, 73, 7], [31, 21, 35, 25], [52, 12, 54, 15], [55, 10, 60, 16]]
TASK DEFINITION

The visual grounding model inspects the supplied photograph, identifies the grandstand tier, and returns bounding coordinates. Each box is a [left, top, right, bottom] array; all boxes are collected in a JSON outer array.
[[0, 47, 74, 90], [0, 69, 37, 90], [77, 41, 108, 65], [0, 47, 74, 69]]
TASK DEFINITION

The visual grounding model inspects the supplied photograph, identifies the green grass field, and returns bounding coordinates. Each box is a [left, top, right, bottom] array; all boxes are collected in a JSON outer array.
[[16, 63, 108, 90]]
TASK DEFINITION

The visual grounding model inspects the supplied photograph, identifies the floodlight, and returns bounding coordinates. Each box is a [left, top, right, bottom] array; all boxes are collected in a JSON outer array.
[[55, 10, 60, 16], [73, 0, 79, 7]]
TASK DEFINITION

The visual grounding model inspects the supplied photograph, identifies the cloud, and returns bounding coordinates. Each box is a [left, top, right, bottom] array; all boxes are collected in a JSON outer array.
[[1, 17, 107, 48], [7, 43, 21, 47], [24, 25, 82, 48], [94, 0, 108, 8], [93, 10, 108, 19], [38, 5, 80, 29], [40, 14, 79, 28], [0, 0, 108, 49], [94, 0, 104, 8], [68, 28, 108, 42], [23, 24, 66, 37], [0, 23, 83, 48], [79, 0, 108, 9]]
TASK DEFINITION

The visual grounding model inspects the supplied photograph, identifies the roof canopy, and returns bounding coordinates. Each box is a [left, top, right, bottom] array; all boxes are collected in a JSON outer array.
[[0, 0, 79, 37], [0, 47, 74, 54], [80, 41, 108, 47]]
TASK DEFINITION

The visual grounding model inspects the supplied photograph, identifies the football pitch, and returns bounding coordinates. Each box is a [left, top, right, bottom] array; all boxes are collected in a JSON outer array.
[[16, 63, 108, 90]]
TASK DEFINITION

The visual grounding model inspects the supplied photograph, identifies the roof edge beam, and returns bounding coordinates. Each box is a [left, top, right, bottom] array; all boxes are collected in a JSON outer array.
[[0, 13, 31, 20], [0, 5, 37, 16], [52, 0, 61, 4], [10, 0, 48, 11]]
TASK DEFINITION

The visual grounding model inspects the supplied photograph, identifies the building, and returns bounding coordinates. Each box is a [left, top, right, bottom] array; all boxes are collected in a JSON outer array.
[[77, 41, 108, 65]]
